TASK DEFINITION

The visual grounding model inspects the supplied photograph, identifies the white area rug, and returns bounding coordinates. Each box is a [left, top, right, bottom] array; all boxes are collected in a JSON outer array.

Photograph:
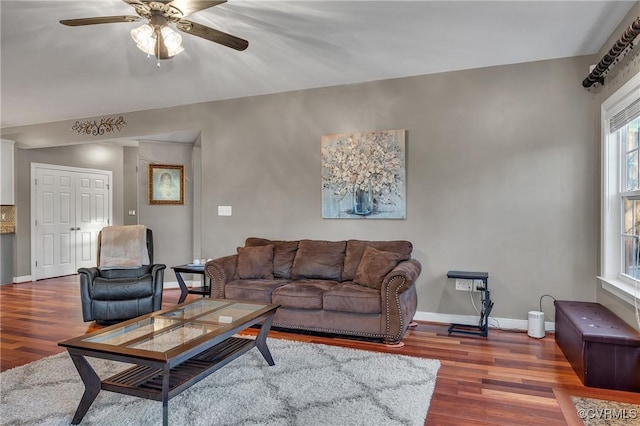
[[1, 338, 440, 425]]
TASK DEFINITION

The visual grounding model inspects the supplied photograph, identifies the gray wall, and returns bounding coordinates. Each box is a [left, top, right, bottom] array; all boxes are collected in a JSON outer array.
[[9, 141, 193, 276], [198, 56, 600, 322], [123, 146, 139, 226], [138, 140, 194, 267], [13, 143, 125, 276], [2, 53, 606, 325], [0, 234, 13, 284]]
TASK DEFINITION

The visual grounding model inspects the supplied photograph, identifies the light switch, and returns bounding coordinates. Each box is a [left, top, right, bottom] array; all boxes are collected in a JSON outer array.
[[218, 206, 232, 216], [128, 210, 136, 216]]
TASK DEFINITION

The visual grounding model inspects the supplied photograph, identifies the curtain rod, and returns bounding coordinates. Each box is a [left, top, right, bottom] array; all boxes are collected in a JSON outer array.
[[582, 15, 640, 88]]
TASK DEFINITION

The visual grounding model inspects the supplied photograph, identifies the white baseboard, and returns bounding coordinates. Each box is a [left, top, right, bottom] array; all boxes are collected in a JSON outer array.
[[413, 311, 555, 332], [163, 280, 180, 289], [163, 280, 203, 290], [13, 275, 32, 283]]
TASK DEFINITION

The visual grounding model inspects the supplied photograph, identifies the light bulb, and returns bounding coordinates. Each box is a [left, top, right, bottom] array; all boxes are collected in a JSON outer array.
[[131, 24, 153, 46], [160, 26, 184, 56]]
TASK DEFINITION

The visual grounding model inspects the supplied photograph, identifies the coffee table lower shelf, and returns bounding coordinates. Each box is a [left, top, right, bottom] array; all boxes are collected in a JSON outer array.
[[102, 337, 254, 401]]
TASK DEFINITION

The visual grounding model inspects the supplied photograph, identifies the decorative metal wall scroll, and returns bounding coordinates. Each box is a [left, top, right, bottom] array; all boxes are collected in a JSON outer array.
[[71, 116, 127, 136]]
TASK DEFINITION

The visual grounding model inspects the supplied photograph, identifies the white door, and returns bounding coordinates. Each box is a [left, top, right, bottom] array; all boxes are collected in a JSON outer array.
[[75, 171, 110, 269], [32, 164, 112, 280]]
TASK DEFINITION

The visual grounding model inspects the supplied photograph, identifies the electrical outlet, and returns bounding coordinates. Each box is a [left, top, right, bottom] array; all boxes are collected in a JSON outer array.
[[218, 206, 232, 216], [455, 279, 472, 291], [455, 279, 484, 292], [473, 279, 485, 292]]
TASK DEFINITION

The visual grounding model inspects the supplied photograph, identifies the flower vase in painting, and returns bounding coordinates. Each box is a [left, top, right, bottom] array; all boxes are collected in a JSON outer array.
[[352, 180, 373, 215]]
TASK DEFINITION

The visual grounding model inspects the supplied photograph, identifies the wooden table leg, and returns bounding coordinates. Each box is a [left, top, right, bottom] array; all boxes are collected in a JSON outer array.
[[254, 314, 275, 366], [68, 351, 101, 424], [174, 271, 189, 304]]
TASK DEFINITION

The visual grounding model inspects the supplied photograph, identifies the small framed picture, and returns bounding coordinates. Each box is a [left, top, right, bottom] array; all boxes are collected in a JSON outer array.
[[148, 164, 184, 205]]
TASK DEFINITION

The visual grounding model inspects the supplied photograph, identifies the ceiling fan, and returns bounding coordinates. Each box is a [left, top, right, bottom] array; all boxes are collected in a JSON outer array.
[[60, 0, 248, 62]]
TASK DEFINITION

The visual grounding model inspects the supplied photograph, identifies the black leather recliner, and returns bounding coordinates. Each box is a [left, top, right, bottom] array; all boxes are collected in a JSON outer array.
[[78, 228, 166, 325]]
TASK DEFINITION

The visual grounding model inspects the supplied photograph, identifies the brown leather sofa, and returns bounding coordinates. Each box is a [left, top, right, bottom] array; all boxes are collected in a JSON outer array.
[[204, 238, 421, 345]]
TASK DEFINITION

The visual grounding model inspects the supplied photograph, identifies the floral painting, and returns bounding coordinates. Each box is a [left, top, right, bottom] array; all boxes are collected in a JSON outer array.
[[321, 129, 406, 219]]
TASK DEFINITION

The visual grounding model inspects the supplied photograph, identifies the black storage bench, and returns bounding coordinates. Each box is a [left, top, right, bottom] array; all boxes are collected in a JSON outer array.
[[554, 300, 640, 392]]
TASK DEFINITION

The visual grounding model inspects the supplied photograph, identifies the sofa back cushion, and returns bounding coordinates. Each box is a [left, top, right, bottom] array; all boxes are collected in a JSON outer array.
[[245, 238, 299, 278], [236, 245, 274, 279], [342, 240, 412, 281], [291, 240, 346, 281]]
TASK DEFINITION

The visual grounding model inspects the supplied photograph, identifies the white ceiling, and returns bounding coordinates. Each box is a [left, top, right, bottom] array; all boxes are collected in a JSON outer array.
[[0, 0, 635, 130]]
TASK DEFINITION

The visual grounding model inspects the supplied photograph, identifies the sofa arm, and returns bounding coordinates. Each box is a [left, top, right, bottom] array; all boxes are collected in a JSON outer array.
[[204, 254, 238, 298], [380, 259, 421, 344], [386, 259, 421, 293]]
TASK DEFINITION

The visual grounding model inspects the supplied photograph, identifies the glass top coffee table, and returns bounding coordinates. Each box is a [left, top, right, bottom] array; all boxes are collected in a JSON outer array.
[[59, 299, 279, 426]]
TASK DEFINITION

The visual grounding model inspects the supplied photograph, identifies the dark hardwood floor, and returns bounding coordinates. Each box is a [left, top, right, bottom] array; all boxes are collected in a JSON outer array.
[[1, 275, 638, 425]]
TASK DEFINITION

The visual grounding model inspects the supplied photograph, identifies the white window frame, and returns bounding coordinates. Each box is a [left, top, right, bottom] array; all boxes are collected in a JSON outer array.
[[599, 72, 640, 306]]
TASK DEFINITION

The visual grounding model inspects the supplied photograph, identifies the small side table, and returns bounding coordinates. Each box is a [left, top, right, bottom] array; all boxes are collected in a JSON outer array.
[[446, 270, 493, 337], [172, 264, 210, 304]]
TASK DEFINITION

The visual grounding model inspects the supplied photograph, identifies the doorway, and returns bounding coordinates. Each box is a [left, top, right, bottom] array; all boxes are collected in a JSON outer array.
[[31, 163, 112, 280]]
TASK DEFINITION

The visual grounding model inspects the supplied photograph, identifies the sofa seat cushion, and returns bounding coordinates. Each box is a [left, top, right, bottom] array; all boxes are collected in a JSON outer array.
[[93, 275, 153, 300], [225, 279, 289, 303], [323, 282, 381, 314], [272, 279, 339, 310]]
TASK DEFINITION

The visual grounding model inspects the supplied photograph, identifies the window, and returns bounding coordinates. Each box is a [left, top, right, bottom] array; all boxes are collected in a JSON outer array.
[[600, 73, 640, 311], [620, 117, 640, 279]]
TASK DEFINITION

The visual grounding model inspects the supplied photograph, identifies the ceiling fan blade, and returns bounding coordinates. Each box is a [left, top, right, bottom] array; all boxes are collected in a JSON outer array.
[[60, 16, 141, 26], [122, 0, 151, 15], [176, 20, 248, 51], [122, 0, 146, 7], [169, 0, 226, 17]]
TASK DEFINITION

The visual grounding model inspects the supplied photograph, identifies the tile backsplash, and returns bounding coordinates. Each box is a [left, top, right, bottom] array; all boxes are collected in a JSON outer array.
[[1, 205, 16, 234]]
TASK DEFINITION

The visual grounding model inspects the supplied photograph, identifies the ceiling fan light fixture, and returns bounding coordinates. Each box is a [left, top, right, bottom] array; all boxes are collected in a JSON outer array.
[[131, 23, 153, 46], [131, 23, 184, 58], [135, 40, 155, 56], [61, 1, 248, 64], [160, 26, 184, 56]]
